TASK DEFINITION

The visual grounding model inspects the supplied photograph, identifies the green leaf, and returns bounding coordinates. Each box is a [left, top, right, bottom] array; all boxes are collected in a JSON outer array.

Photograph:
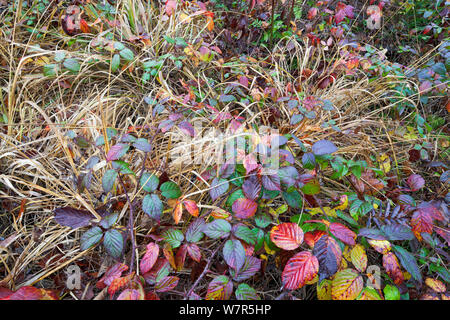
[[120, 48, 134, 61], [140, 173, 159, 193], [102, 169, 118, 193], [80, 226, 103, 251], [43, 64, 59, 77], [384, 284, 400, 300], [203, 219, 231, 239], [63, 58, 81, 72], [160, 181, 181, 199], [111, 53, 120, 72], [142, 193, 163, 221], [162, 228, 184, 248], [114, 42, 125, 51], [226, 189, 245, 208], [233, 225, 257, 245], [99, 212, 118, 229], [235, 283, 260, 300], [54, 51, 66, 62], [282, 189, 302, 208], [301, 179, 320, 195], [103, 229, 124, 259]]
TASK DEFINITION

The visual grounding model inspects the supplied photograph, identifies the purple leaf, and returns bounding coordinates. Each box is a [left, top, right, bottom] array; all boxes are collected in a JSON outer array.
[[210, 178, 229, 201], [232, 198, 257, 219], [223, 239, 246, 270], [242, 175, 261, 201], [133, 138, 152, 153], [406, 174, 425, 191], [54, 207, 93, 229], [106, 143, 130, 161], [311, 140, 337, 156], [178, 121, 195, 137], [262, 174, 281, 191]]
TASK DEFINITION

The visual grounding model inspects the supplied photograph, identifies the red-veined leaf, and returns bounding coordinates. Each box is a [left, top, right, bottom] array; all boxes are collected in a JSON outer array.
[[187, 243, 202, 262], [155, 276, 179, 292], [270, 223, 304, 250], [282, 251, 319, 290]]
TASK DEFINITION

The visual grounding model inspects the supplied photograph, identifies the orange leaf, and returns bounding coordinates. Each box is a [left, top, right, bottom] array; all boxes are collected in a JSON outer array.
[[183, 199, 199, 217], [173, 201, 183, 224], [80, 19, 90, 33]]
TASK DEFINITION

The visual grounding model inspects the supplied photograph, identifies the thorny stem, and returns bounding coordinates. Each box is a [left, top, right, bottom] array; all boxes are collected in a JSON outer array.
[[184, 241, 224, 299]]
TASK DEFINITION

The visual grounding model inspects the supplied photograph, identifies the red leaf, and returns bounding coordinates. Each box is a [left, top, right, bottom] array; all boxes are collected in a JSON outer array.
[[175, 244, 188, 271], [270, 223, 304, 250], [329, 222, 356, 246], [232, 198, 257, 219], [410, 204, 444, 241], [282, 251, 319, 290], [0, 286, 43, 300], [97, 263, 128, 289], [117, 289, 141, 300], [140, 242, 159, 274], [108, 273, 134, 296], [304, 230, 327, 248], [80, 19, 90, 33]]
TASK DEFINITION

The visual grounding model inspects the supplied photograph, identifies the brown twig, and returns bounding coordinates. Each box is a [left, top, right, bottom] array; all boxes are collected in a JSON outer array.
[[184, 240, 224, 299]]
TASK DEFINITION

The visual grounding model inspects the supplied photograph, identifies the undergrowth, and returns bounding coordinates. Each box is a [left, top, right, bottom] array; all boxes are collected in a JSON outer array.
[[0, 0, 448, 300]]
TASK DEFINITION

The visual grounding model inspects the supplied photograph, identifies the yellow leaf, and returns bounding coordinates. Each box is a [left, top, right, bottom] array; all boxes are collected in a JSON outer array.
[[334, 195, 348, 211], [305, 274, 318, 285], [179, 12, 191, 23], [317, 279, 332, 300], [264, 241, 276, 255], [35, 56, 50, 66], [378, 153, 391, 173], [306, 206, 337, 217], [350, 244, 368, 273]]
